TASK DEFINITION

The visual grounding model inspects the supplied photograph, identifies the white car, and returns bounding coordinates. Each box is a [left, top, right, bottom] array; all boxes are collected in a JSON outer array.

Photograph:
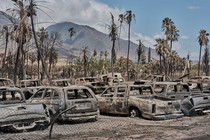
[[29, 85, 99, 122]]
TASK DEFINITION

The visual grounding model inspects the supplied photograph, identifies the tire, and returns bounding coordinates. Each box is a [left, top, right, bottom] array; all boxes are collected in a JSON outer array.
[[129, 108, 140, 118]]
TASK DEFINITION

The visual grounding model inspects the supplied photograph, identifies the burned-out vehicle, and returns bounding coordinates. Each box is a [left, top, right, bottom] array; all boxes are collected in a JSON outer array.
[[75, 77, 99, 85], [187, 81, 210, 93], [19, 79, 45, 100], [151, 82, 192, 100], [96, 84, 183, 120], [51, 79, 72, 87], [86, 81, 109, 95], [181, 93, 210, 116], [28, 85, 99, 122], [0, 87, 50, 132], [134, 75, 172, 85], [151, 82, 210, 116], [0, 78, 15, 87]]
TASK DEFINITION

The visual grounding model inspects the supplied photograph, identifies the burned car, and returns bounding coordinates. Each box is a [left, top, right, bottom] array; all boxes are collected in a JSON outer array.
[[86, 81, 109, 95], [134, 75, 172, 85], [0, 87, 50, 132], [96, 84, 183, 120], [181, 93, 210, 116], [51, 79, 72, 87], [151, 82, 210, 116], [0, 78, 15, 87], [19, 79, 45, 100], [28, 85, 99, 122], [151, 82, 192, 100], [75, 77, 99, 85]]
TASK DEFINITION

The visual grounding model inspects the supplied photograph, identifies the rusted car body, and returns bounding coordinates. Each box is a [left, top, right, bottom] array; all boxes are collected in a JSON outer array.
[[86, 81, 109, 95], [28, 85, 99, 122], [19, 79, 45, 100], [134, 75, 172, 85], [0, 78, 15, 87], [151, 82, 210, 116], [75, 77, 99, 85], [151, 82, 192, 100], [96, 84, 183, 120], [51, 79, 72, 87], [0, 87, 50, 132], [181, 94, 210, 116], [187, 81, 210, 93]]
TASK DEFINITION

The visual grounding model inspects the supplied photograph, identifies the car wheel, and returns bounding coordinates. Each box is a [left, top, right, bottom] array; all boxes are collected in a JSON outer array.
[[129, 108, 140, 118]]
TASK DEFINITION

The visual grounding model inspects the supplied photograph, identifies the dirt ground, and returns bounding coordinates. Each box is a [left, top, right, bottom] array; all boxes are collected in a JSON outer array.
[[2, 114, 210, 140]]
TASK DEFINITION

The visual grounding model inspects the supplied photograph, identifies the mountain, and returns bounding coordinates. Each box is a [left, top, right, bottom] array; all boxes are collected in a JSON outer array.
[[0, 10, 157, 61], [46, 22, 158, 61]]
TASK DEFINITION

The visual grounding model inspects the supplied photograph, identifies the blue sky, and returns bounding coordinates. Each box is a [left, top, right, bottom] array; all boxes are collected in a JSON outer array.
[[98, 0, 210, 60], [1, 0, 210, 60]]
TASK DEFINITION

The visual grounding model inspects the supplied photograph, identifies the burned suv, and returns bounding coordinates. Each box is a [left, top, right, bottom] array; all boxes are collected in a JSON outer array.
[[28, 85, 99, 122]]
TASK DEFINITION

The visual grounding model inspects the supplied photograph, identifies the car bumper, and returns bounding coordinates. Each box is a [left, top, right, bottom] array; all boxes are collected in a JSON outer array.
[[61, 111, 99, 121], [143, 112, 184, 120]]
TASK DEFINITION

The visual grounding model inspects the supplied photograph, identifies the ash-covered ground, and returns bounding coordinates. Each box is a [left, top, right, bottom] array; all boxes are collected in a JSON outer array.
[[2, 114, 210, 140]]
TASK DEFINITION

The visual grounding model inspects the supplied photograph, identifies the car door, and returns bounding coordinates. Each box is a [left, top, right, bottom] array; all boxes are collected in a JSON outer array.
[[42, 88, 53, 112], [99, 87, 115, 113], [29, 88, 45, 103], [109, 86, 127, 114], [50, 89, 61, 113]]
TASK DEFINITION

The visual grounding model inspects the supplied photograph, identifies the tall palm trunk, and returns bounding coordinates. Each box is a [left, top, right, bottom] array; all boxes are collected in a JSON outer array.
[[29, 0, 50, 82], [159, 55, 162, 74], [169, 40, 173, 76], [14, 37, 23, 84], [111, 39, 116, 77], [198, 45, 202, 76], [126, 23, 131, 80]]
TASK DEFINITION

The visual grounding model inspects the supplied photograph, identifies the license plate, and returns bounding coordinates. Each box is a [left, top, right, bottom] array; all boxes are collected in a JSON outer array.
[[75, 102, 91, 109]]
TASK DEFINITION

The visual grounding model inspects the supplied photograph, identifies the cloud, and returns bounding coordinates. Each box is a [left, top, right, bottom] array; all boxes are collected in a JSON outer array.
[[1, 0, 189, 58], [187, 6, 200, 10]]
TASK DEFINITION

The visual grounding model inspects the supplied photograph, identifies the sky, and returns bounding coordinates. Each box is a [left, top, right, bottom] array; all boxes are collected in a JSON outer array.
[[1, 0, 210, 60]]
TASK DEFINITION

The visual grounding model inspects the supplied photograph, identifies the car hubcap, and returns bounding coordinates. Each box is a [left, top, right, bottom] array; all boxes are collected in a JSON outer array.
[[130, 110, 136, 118]]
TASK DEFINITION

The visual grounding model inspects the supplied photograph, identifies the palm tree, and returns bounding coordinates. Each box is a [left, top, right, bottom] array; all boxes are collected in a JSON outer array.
[[49, 47, 58, 75], [108, 12, 118, 77], [29, 52, 36, 78], [81, 46, 89, 77], [124, 10, 135, 80], [162, 17, 179, 75], [37, 27, 48, 79], [10, 0, 32, 83], [136, 39, 144, 78], [198, 29, 209, 76], [202, 46, 209, 76], [28, 0, 51, 81], [118, 14, 124, 38], [154, 38, 169, 75]]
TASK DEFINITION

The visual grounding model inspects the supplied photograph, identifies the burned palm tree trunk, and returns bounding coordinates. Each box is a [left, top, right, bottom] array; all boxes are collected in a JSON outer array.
[[29, 0, 50, 82]]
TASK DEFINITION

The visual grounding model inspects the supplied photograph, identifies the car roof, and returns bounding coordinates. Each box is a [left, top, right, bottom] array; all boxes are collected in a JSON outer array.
[[0, 86, 22, 91]]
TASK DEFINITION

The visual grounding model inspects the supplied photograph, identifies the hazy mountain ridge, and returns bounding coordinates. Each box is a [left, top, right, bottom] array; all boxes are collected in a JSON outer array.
[[0, 11, 158, 61], [47, 21, 158, 61]]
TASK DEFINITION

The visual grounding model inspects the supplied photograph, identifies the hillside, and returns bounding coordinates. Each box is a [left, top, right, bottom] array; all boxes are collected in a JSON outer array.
[[0, 11, 158, 61], [46, 22, 158, 61]]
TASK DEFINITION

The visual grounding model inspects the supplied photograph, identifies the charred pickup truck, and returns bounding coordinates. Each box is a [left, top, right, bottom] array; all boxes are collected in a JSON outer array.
[[96, 84, 183, 120], [0, 87, 50, 132], [151, 82, 210, 116], [151, 82, 192, 100]]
